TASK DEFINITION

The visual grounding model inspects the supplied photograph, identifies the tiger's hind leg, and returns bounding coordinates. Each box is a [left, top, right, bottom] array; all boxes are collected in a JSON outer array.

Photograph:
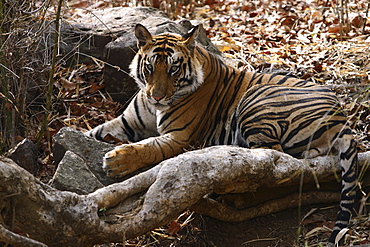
[[301, 146, 330, 159], [328, 127, 358, 245], [237, 126, 284, 152]]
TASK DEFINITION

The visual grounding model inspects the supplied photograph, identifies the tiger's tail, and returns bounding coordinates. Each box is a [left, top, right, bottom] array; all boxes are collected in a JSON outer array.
[[329, 127, 358, 244]]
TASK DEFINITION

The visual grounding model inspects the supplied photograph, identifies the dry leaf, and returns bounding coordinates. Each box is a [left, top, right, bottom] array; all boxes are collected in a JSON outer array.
[[167, 221, 181, 236]]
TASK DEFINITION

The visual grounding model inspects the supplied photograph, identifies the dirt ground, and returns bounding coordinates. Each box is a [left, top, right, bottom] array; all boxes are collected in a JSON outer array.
[[124, 194, 369, 247], [124, 203, 345, 247], [201, 205, 337, 247]]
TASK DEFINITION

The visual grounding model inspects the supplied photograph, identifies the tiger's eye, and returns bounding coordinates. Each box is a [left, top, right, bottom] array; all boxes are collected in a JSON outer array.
[[145, 63, 153, 73], [169, 65, 179, 75]]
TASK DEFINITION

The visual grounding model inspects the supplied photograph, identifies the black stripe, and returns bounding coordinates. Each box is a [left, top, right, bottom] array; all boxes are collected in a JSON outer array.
[[134, 97, 146, 128], [251, 73, 265, 84], [294, 80, 312, 87], [153, 47, 174, 54], [187, 59, 193, 75], [158, 98, 195, 130], [121, 115, 135, 142], [275, 76, 290, 84], [285, 121, 343, 150], [165, 115, 197, 134], [95, 128, 104, 141], [137, 54, 143, 81], [340, 138, 358, 160]]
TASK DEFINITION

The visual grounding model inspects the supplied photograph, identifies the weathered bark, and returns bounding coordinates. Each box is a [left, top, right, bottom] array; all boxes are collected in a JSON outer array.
[[0, 224, 47, 247], [0, 148, 369, 247]]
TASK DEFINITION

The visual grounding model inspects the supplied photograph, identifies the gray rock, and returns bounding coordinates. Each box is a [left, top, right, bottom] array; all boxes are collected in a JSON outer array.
[[59, 7, 169, 64], [52, 127, 157, 193], [52, 127, 116, 185], [50, 150, 104, 194], [7, 138, 39, 175]]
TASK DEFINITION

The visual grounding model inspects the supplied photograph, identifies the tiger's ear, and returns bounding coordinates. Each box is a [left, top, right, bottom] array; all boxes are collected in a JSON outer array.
[[135, 24, 153, 48], [182, 25, 200, 52]]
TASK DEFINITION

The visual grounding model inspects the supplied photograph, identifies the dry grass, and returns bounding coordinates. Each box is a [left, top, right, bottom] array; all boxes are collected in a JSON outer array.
[[0, 0, 60, 153]]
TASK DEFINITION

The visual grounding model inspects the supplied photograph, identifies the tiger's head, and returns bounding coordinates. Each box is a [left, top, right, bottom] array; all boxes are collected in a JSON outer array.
[[129, 24, 204, 110]]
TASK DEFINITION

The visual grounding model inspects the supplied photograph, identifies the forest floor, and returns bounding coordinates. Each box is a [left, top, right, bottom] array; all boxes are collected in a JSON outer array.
[[9, 0, 370, 246]]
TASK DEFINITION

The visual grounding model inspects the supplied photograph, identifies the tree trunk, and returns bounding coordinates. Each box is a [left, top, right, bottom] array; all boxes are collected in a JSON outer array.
[[0, 148, 369, 247]]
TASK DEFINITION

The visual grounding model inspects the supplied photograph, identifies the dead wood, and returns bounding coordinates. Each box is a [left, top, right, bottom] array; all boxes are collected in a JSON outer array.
[[191, 191, 340, 222], [0, 148, 369, 247], [0, 224, 47, 247]]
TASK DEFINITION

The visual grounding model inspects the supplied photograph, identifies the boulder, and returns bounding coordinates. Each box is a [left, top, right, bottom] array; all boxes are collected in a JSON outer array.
[[52, 127, 116, 185], [50, 150, 104, 194], [51, 127, 155, 191], [59, 7, 223, 103], [7, 138, 39, 175]]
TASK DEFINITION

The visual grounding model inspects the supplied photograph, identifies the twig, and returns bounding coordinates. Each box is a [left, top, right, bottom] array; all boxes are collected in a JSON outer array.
[[0, 63, 19, 79], [36, 0, 64, 144], [363, 1, 370, 33], [243, 238, 277, 245], [21, 0, 48, 14]]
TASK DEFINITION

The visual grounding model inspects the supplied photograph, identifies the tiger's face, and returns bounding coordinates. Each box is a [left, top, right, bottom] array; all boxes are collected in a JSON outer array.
[[129, 24, 204, 110]]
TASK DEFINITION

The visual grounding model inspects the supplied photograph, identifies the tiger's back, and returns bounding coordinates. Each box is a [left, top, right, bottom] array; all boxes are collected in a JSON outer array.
[[236, 84, 347, 156], [86, 24, 357, 245]]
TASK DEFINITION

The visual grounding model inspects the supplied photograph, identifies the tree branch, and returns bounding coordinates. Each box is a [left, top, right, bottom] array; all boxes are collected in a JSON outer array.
[[0, 148, 369, 246]]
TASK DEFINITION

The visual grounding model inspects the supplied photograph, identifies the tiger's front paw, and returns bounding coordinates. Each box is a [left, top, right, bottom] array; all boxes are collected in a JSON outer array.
[[102, 145, 142, 178]]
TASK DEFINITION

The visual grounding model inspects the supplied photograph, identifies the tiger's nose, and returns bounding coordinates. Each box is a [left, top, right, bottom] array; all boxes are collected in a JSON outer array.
[[152, 95, 164, 101]]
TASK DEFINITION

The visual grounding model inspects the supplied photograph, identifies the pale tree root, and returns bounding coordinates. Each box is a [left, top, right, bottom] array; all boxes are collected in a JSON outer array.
[[191, 191, 340, 222], [0, 147, 369, 247], [0, 224, 48, 247], [0, 157, 162, 247]]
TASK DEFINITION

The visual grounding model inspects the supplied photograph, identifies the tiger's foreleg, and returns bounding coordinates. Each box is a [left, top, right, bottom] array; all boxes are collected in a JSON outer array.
[[85, 92, 158, 143], [85, 117, 128, 142], [102, 134, 187, 178]]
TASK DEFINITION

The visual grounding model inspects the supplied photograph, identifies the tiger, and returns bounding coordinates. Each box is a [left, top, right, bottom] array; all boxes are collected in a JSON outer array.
[[86, 24, 358, 245]]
